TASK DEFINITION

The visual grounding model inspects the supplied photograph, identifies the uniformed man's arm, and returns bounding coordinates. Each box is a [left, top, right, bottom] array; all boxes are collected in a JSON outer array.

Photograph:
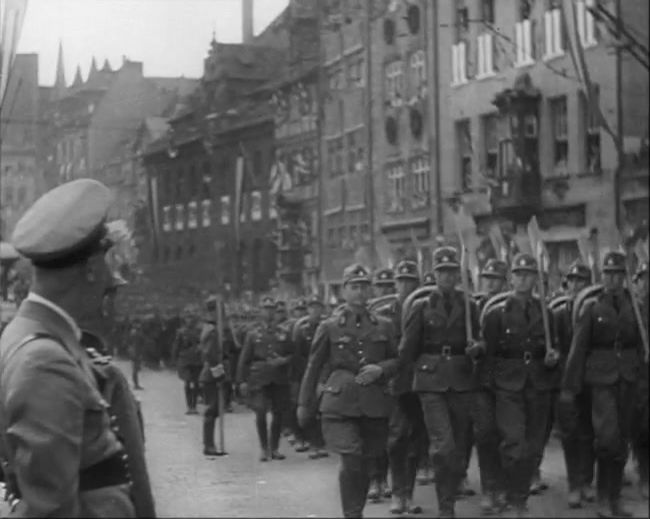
[[235, 330, 254, 384], [298, 321, 330, 411], [377, 319, 399, 379], [482, 306, 502, 357], [4, 340, 85, 517], [397, 299, 424, 367], [562, 302, 592, 395]]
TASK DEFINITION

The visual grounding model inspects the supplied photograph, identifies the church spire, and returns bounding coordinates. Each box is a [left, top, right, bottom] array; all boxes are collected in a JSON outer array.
[[101, 58, 112, 72], [89, 56, 98, 78], [54, 40, 66, 96], [72, 64, 83, 87]]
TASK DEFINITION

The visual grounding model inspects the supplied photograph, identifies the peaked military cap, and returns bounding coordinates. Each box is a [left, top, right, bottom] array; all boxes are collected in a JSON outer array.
[[373, 268, 395, 286], [261, 296, 276, 308], [432, 246, 460, 271], [480, 259, 508, 279], [394, 260, 419, 281], [293, 298, 307, 310], [307, 294, 324, 307], [635, 261, 648, 280], [602, 251, 627, 273], [422, 272, 436, 286], [511, 253, 538, 273], [343, 263, 371, 285], [12, 179, 113, 268], [566, 261, 591, 281]]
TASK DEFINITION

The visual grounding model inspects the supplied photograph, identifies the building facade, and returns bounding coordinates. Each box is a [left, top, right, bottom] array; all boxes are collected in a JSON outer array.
[[436, 0, 648, 287]]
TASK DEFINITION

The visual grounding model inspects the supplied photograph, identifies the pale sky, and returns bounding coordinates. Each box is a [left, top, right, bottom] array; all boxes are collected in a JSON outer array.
[[17, 0, 290, 86]]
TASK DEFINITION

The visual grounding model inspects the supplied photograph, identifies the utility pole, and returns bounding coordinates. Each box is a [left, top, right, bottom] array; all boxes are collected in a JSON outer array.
[[365, 0, 376, 268]]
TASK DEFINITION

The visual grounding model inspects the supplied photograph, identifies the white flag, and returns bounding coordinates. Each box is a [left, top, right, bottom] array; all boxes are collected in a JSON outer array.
[[0, 0, 28, 107]]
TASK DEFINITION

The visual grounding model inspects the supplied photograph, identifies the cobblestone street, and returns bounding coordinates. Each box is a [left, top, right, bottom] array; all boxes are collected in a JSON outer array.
[[126, 362, 648, 518]]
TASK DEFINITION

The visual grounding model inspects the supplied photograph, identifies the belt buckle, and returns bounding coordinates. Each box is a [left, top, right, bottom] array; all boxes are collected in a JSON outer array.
[[442, 345, 452, 358], [523, 351, 532, 364]]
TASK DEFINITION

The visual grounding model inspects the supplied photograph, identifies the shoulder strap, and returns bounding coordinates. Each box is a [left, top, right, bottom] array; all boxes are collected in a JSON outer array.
[[5, 332, 66, 365]]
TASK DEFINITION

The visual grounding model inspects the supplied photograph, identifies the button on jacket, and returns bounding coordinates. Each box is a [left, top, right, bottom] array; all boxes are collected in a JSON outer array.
[[298, 305, 398, 418]]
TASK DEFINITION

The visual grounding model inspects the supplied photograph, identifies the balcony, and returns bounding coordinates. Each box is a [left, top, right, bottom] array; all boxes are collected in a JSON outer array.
[[490, 167, 542, 221]]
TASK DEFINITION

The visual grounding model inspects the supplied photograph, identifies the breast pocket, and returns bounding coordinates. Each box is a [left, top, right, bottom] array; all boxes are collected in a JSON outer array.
[[367, 333, 390, 362]]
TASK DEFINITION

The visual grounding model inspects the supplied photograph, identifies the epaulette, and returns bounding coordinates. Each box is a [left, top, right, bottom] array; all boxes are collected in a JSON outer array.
[[85, 347, 112, 366]]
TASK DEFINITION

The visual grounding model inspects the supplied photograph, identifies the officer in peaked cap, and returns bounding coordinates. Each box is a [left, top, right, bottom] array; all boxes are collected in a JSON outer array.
[[298, 263, 398, 518], [373, 267, 396, 297], [291, 298, 308, 320], [237, 293, 295, 462], [0, 179, 137, 517], [562, 249, 642, 517], [475, 259, 509, 313]]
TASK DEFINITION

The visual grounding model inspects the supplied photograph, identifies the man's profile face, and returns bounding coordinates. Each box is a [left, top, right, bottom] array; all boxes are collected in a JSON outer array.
[[567, 278, 589, 297], [435, 268, 459, 291], [482, 277, 505, 295], [396, 279, 418, 299], [511, 272, 537, 294], [603, 272, 625, 291]]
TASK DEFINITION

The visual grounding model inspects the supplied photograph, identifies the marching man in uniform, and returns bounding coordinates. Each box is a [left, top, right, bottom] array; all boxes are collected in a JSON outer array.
[[553, 261, 596, 508], [373, 268, 396, 297], [0, 179, 136, 517], [383, 260, 428, 515], [482, 253, 560, 517], [237, 297, 294, 462], [561, 251, 643, 518], [297, 264, 398, 518], [398, 247, 487, 518]]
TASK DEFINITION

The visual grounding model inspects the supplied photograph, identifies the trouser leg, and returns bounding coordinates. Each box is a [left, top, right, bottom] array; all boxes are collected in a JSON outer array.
[[255, 412, 269, 452], [472, 390, 501, 495], [339, 454, 369, 518], [270, 410, 282, 452], [184, 381, 193, 409], [388, 398, 410, 500]]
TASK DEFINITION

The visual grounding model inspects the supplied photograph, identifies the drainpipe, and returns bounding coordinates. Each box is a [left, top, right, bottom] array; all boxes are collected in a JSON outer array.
[[430, 0, 443, 236], [365, 0, 376, 267], [614, 0, 623, 230]]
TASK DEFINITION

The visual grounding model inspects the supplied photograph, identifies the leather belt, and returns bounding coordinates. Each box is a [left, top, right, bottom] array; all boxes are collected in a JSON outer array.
[[496, 348, 546, 362], [79, 451, 131, 492], [421, 344, 466, 357]]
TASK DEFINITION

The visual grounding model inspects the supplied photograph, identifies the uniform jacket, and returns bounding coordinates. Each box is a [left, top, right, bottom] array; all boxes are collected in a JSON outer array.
[[81, 332, 156, 519], [198, 321, 234, 384], [483, 292, 559, 392], [552, 297, 575, 367], [378, 299, 412, 396], [171, 325, 202, 367], [291, 316, 323, 382], [0, 300, 134, 518], [399, 287, 480, 393], [297, 305, 398, 418], [236, 320, 295, 388], [563, 290, 641, 394]]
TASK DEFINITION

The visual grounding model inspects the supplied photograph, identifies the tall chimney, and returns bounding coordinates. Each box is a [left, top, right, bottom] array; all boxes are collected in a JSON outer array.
[[242, 0, 254, 44]]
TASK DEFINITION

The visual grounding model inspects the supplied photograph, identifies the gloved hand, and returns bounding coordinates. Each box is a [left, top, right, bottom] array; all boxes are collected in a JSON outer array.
[[465, 340, 485, 361], [354, 364, 383, 386], [544, 349, 560, 367], [210, 363, 226, 380]]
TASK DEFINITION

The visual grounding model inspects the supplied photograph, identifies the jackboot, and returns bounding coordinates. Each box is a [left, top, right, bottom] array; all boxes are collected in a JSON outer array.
[[202, 418, 219, 456], [256, 415, 269, 461], [608, 461, 633, 518], [184, 385, 193, 413], [269, 413, 285, 460], [340, 456, 368, 518], [435, 470, 458, 518]]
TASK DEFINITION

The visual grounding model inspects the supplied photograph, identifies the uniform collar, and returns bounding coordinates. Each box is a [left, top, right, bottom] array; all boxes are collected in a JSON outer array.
[[26, 292, 82, 341]]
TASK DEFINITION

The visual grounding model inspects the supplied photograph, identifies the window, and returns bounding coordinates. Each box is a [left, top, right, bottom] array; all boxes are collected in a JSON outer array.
[[482, 0, 495, 24], [338, 227, 346, 249], [328, 136, 344, 177], [515, 19, 534, 66], [407, 5, 421, 34], [482, 114, 499, 178], [220, 195, 231, 224], [175, 204, 185, 231], [456, 120, 473, 190], [544, 7, 564, 59], [385, 61, 404, 103], [360, 223, 371, 243], [550, 96, 568, 171], [451, 42, 468, 85], [582, 85, 601, 174], [411, 157, 430, 208], [410, 50, 426, 91], [188, 164, 198, 198], [347, 57, 365, 87], [327, 227, 336, 247], [253, 150, 262, 181], [383, 18, 396, 44], [349, 225, 359, 248], [251, 190, 262, 221], [576, 0, 598, 47], [239, 192, 249, 222], [187, 201, 198, 229], [387, 163, 406, 213], [477, 33, 495, 77], [328, 67, 343, 91], [346, 130, 364, 174], [201, 200, 212, 227]]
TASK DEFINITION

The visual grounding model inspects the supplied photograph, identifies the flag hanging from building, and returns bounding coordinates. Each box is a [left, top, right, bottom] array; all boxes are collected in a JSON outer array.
[[408, 227, 424, 278], [452, 204, 480, 290], [374, 231, 394, 269], [0, 0, 28, 107], [234, 155, 245, 249], [149, 175, 160, 253], [488, 223, 509, 262]]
